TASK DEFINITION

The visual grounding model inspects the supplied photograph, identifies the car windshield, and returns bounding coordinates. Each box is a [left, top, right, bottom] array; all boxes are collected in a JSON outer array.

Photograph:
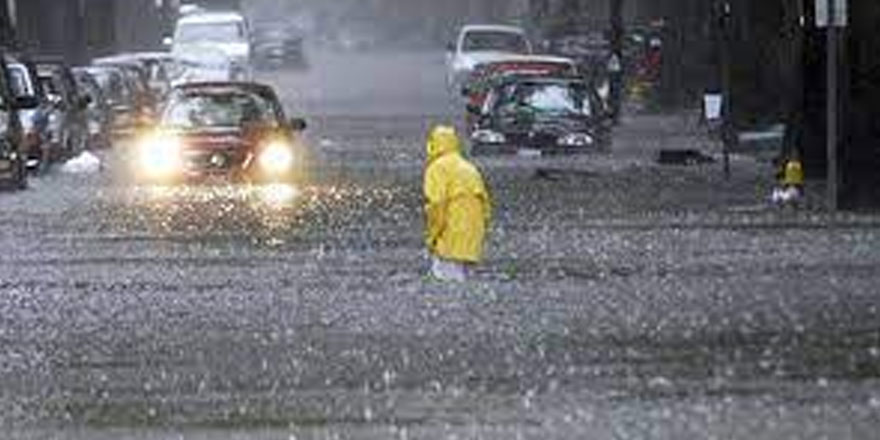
[[463, 30, 529, 53], [8, 65, 35, 97], [498, 82, 592, 117], [163, 92, 276, 129], [177, 21, 245, 43], [75, 77, 102, 105], [38, 76, 59, 96], [89, 70, 130, 104]]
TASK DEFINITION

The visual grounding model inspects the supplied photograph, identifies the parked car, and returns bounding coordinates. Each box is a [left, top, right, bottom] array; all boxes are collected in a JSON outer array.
[[0, 51, 27, 189], [133, 82, 307, 184], [82, 65, 138, 139], [94, 53, 178, 103], [93, 57, 157, 121], [470, 75, 612, 155], [4, 53, 51, 171], [72, 68, 112, 149], [447, 24, 533, 88], [35, 60, 90, 160]]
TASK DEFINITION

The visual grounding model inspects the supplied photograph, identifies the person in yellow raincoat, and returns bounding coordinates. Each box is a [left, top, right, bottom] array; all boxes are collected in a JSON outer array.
[[424, 125, 492, 282]]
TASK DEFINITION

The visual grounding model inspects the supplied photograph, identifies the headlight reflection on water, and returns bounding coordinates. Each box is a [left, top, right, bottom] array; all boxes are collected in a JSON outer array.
[[133, 183, 303, 228]]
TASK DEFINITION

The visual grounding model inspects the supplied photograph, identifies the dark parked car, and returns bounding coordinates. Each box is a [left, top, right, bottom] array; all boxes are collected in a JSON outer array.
[[72, 68, 113, 149], [82, 65, 138, 138], [133, 81, 307, 183], [470, 75, 612, 155], [4, 54, 51, 171], [93, 57, 156, 124], [0, 51, 27, 189], [35, 60, 90, 159], [94, 53, 177, 104]]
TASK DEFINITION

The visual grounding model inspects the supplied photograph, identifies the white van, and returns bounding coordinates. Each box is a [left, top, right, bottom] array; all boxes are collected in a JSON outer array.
[[169, 11, 253, 82], [447, 25, 533, 87]]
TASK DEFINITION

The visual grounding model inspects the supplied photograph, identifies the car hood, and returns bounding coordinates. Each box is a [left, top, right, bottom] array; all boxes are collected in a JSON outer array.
[[494, 113, 594, 135], [172, 128, 250, 149], [456, 51, 526, 70]]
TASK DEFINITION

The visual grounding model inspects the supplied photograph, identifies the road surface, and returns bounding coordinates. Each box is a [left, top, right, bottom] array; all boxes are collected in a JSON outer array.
[[2, 50, 880, 439]]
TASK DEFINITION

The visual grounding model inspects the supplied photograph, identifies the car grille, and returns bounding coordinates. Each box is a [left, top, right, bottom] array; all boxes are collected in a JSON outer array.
[[182, 146, 248, 172], [506, 131, 561, 148]]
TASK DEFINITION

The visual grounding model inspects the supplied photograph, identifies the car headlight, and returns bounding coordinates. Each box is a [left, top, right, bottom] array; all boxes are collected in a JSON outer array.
[[258, 142, 294, 174], [138, 135, 181, 177], [557, 133, 595, 147], [472, 129, 506, 145]]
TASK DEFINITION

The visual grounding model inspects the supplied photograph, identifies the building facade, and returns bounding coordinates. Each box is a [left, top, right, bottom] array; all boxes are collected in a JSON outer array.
[[4, 0, 170, 62]]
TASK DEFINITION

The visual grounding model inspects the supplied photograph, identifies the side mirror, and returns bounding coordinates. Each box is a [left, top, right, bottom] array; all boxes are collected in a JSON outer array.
[[446, 42, 455, 53], [13, 95, 40, 110], [289, 117, 307, 132], [461, 86, 471, 97], [162, 36, 173, 47]]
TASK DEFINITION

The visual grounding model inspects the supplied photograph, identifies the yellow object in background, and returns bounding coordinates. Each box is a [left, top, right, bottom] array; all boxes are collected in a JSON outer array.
[[783, 159, 805, 187]]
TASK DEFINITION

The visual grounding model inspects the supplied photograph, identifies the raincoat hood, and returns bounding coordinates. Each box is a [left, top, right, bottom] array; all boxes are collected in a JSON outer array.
[[427, 126, 461, 163]]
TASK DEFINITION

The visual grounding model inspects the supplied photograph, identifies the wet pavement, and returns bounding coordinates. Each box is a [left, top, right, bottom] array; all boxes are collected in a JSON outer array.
[[2, 50, 880, 439]]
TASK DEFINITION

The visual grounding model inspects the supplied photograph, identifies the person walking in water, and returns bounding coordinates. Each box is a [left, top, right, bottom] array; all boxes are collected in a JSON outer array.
[[424, 125, 492, 282]]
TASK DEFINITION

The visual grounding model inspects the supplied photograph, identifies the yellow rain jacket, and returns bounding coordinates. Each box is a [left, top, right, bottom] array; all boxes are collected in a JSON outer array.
[[424, 126, 492, 264]]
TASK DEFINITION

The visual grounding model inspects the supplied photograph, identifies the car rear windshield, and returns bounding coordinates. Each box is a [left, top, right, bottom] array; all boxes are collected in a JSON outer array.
[[177, 22, 245, 43], [163, 92, 277, 129], [463, 31, 529, 53]]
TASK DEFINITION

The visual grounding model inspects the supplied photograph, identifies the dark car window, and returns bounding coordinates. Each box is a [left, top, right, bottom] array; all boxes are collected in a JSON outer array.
[[90, 70, 131, 104], [163, 92, 278, 129], [177, 22, 245, 43], [463, 31, 529, 53], [8, 64, 35, 97], [39, 76, 59, 96]]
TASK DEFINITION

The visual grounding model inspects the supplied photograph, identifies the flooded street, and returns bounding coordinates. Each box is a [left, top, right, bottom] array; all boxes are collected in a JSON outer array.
[[2, 50, 880, 439]]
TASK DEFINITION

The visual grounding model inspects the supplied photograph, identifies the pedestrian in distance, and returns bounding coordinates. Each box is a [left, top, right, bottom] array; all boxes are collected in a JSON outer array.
[[424, 125, 492, 282], [771, 153, 805, 207]]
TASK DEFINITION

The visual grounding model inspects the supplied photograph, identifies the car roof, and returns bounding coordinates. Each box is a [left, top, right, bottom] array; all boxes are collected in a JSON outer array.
[[83, 65, 124, 75], [173, 81, 276, 97], [93, 56, 145, 67], [475, 54, 576, 68], [178, 11, 246, 25], [461, 24, 526, 35], [95, 53, 174, 63]]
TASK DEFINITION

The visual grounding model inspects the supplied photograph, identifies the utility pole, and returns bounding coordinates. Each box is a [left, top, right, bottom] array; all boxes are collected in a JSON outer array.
[[0, 0, 16, 48], [609, 0, 624, 122], [819, 0, 846, 210]]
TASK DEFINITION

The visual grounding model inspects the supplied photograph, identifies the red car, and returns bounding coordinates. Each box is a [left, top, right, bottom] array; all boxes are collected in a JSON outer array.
[[134, 82, 308, 184]]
